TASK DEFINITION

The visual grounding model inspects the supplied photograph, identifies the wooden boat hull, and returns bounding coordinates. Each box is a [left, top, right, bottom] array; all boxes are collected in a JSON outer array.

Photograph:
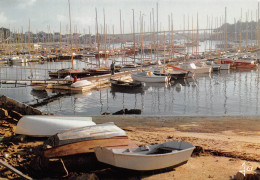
[[45, 122, 126, 146], [15, 115, 95, 137], [48, 69, 90, 78], [44, 136, 137, 158], [110, 79, 143, 90], [216, 59, 257, 69], [94, 140, 195, 171], [87, 68, 120, 76]]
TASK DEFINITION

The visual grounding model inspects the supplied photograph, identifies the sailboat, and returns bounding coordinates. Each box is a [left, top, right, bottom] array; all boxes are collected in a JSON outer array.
[[131, 12, 169, 83], [48, 0, 90, 79]]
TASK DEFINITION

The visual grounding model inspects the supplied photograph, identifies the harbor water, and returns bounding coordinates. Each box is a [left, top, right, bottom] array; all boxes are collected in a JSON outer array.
[[1, 67, 260, 116], [1, 41, 260, 116]]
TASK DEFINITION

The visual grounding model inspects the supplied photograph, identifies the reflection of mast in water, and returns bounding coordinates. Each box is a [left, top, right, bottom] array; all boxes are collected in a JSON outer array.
[[223, 73, 227, 115], [195, 77, 200, 114], [106, 89, 109, 111], [238, 71, 242, 114], [99, 90, 103, 114], [233, 70, 237, 94], [134, 94, 137, 109], [256, 69, 259, 114], [209, 73, 213, 115], [58, 98, 63, 114], [157, 86, 161, 113], [73, 96, 77, 115], [141, 91, 144, 112], [245, 72, 248, 112], [122, 93, 125, 110], [183, 79, 187, 115]]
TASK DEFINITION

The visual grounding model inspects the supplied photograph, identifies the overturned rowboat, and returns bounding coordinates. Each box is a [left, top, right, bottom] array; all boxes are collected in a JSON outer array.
[[15, 115, 95, 137], [94, 140, 195, 171], [45, 122, 126, 147]]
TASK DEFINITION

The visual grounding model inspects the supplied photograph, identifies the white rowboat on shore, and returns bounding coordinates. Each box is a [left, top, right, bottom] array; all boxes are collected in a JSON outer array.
[[15, 115, 96, 137], [94, 140, 195, 171]]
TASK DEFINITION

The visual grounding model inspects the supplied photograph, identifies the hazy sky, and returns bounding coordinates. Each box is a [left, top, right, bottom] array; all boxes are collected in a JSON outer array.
[[0, 0, 259, 34]]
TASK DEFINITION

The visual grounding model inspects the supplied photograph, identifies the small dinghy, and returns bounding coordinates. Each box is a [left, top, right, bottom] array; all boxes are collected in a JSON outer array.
[[15, 115, 95, 137], [94, 140, 195, 171], [131, 72, 169, 83], [45, 122, 126, 146], [110, 78, 143, 90]]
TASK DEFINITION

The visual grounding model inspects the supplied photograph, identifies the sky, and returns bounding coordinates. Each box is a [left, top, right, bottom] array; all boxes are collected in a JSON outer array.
[[0, 0, 259, 34]]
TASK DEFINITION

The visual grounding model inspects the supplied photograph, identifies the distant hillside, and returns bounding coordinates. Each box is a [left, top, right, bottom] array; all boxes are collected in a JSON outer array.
[[215, 21, 259, 41]]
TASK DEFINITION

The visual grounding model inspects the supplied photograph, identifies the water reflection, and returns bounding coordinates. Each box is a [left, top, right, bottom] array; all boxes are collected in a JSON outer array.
[[30, 89, 48, 99], [2, 67, 260, 116]]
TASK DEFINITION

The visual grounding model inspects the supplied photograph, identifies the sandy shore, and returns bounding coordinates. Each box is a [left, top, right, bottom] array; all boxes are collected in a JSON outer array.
[[0, 115, 259, 179], [93, 116, 260, 179]]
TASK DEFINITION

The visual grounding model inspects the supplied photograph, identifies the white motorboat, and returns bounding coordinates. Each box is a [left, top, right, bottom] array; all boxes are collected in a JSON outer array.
[[179, 63, 212, 74], [15, 115, 96, 137], [94, 140, 195, 171], [131, 72, 169, 83]]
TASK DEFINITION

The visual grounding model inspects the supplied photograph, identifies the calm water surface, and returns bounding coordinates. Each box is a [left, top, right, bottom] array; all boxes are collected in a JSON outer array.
[[1, 40, 260, 116], [38, 69, 260, 116], [2, 68, 259, 116]]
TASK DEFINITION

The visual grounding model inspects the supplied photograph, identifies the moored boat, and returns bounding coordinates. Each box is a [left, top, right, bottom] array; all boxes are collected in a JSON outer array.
[[131, 72, 169, 83], [153, 65, 190, 79], [86, 67, 120, 76], [110, 78, 143, 90], [179, 63, 213, 74], [94, 140, 195, 171], [216, 58, 258, 69], [48, 68, 90, 78]]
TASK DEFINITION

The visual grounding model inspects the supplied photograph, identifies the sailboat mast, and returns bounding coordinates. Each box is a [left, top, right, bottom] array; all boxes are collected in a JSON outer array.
[[257, 2, 260, 47], [68, 0, 74, 69], [225, 7, 227, 52], [96, 8, 100, 68], [120, 9, 122, 54], [156, 2, 159, 62], [59, 22, 62, 51], [246, 11, 248, 50], [28, 19, 31, 57], [132, 9, 135, 64], [196, 12, 199, 59]]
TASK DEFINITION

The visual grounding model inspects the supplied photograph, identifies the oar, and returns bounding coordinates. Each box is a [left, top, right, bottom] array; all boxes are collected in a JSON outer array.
[[0, 159, 32, 180]]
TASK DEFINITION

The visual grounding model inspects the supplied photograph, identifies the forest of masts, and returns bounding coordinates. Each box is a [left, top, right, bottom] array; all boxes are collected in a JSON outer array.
[[1, 4, 260, 57]]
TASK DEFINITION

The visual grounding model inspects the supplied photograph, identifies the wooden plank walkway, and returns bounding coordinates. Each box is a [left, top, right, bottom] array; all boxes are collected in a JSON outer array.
[[0, 69, 139, 85]]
